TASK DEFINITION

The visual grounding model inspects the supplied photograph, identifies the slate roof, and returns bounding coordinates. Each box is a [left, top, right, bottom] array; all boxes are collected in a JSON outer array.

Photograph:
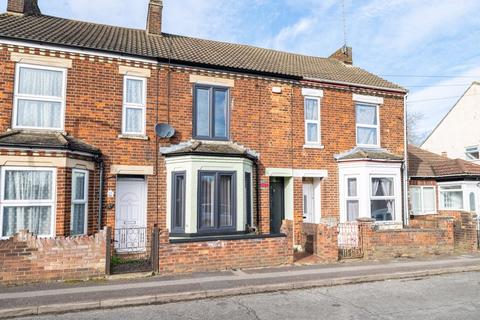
[[335, 147, 404, 162], [0, 13, 405, 91], [408, 145, 480, 178], [0, 130, 101, 155], [160, 141, 257, 160]]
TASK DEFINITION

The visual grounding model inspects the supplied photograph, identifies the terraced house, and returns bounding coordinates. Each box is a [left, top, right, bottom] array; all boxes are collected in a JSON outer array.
[[0, 0, 413, 281]]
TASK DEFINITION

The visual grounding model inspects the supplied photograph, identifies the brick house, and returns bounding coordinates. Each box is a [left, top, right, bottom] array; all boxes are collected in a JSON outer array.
[[0, 0, 408, 273]]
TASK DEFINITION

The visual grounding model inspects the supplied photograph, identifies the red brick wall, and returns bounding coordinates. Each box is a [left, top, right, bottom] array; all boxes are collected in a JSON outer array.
[[0, 44, 406, 244], [0, 229, 107, 285], [159, 220, 294, 274], [359, 219, 455, 259], [302, 222, 338, 263]]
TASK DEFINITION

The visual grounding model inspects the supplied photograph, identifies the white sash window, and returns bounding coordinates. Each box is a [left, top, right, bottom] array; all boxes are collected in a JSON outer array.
[[122, 76, 147, 135]]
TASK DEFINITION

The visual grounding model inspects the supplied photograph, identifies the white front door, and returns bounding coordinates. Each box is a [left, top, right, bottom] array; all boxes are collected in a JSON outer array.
[[115, 177, 147, 252], [303, 182, 315, 223]]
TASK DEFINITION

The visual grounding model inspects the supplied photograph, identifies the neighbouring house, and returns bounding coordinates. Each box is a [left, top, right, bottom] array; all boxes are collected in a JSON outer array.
[[0, 0, 410, 281], [421, 81, 480, 163], [408, 145, 480, 216]]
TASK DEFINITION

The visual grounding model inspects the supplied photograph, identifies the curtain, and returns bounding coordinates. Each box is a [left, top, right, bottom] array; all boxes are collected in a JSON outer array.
[[357, 127, 377, 145], [423, 188, 435, 212], [3, 206, 51, 237], [125, 108, 142, 133], [372, 178, 393, 197], [18, 67, 63, 97], [219, 175, 232, 227], [17, 99, 62, 128], [71, 204, 85, 236], [200, 174, 215, 228], [126, 79, 143, 104], [411, 188, 422, 213], [214, 90, 228, 138], [305, 99, 318, 120], [347, 200, 359, 221], [347, 178, 357, 197], [73, 173, 85, 200], [470, 192, 476, 212], [356, 104, 377, 125], [307, 123, 318, 142], [5, 170, 52, 200]]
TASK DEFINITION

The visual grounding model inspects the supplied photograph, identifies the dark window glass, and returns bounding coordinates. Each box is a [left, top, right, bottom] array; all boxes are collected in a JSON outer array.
[[198, 171, 236, 232], [245, 172, 252, 227], [194, 86, 229, 140], [171, 172, 186, 233]]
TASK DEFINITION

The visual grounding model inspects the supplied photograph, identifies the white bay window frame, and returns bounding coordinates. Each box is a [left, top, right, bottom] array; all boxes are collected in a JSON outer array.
[[71, 169, 89, 236], [122, 75, 147, 136], [439, 184, 464, 210], [13, 63, 67, 131], [0, 167, 56, 239]]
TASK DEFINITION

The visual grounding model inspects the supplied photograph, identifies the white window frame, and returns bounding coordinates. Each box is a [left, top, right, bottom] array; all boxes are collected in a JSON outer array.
[[410, 186, 436, 215], [0, 167, 57, 239], [71, 169, 89, 236], [122, 75, 147, 136], [370, 175, 396, 221], [304, 96, 321, 146], [465, 146, 480, 160], [356, 103, 380, 148], [439, 185, 464, 210], [13, 63, 67, 131], [345, 175, 360, 221]]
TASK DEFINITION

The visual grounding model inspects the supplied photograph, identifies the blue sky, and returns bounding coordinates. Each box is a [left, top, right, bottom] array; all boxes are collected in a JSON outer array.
[[2, 0, 480, 141]]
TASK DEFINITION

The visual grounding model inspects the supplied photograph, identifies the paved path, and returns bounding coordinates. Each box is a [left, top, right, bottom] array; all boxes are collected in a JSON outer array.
[[1, 255, 480, 318], [15, 272, 480, 320]]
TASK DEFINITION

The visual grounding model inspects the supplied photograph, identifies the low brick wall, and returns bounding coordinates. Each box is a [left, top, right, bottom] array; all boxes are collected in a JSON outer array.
[[410, 211, 478, 253], [0, 229, 108, 285], [359, 218, 455, 259], [302, 222, 338, 263], [159, 221, 294, 274]]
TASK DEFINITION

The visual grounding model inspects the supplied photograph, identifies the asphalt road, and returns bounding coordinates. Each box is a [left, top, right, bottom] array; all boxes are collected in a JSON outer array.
[[17, 272, 480, 320]]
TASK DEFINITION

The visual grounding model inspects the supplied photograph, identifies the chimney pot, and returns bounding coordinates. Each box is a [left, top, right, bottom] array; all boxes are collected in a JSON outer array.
[[329, 45, 353, 65], [7, 0, 41, 15], [146, 0, 163, 35]]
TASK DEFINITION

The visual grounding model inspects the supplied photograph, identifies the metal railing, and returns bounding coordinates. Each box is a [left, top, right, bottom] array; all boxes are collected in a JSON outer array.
[[114, 227, 147, 253], [338, 222, 363, 259]]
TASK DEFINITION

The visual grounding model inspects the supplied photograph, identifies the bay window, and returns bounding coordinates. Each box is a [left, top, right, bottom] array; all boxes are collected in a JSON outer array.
[[371, 177, 395, 221], [198, 171, 236, 232], [304, 97, 321, 145], [410, 186, 436, 215], [122, 76, 146, 135], [440, 185, 463, 210], [171, 172, 186, 233], [356, 104, 379, 147], [1, 167, 55, 238], [71, 169, 88, 236], [194, 86, 229, 140], [14, 64, 66, 130]]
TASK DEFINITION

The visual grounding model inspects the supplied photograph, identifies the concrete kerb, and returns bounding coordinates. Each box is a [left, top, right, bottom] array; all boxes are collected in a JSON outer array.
[[2, 265, 480, 319]]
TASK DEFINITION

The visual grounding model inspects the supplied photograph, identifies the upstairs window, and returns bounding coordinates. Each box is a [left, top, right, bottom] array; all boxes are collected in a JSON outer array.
[[194, 86, 229, 140], [465, 146, 480, 160], [356, 103, 379, 147], [122, 76, 146, 135], [304, 97, 321, 145], [14, 64, 66, 130]]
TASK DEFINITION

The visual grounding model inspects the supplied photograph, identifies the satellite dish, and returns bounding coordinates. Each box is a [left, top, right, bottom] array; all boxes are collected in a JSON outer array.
[[155, 123, 176, 138]]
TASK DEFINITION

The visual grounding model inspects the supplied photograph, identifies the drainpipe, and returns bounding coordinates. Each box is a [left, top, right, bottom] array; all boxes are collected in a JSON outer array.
[[403, 92, 409, 228], [97, 157, 105, 232]]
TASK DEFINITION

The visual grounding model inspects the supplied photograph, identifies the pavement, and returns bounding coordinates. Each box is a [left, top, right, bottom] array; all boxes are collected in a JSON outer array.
[[1, 254, 480, 319], [13, 271, 480, 320]]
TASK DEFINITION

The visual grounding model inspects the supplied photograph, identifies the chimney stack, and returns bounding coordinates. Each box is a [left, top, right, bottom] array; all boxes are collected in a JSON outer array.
[[146, 0, 163, 35], [7, 0, 41, 15], [329, 45, 353, 65]]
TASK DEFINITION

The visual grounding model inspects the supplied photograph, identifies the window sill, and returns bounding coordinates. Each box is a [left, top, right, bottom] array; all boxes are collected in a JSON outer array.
[[303, 144, 325, 149], [118, 134, 149, 141]]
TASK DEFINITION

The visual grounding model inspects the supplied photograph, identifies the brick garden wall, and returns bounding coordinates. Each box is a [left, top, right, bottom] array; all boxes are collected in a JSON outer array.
[[159, 221, 294, 274], [0, 229, 107, 285], [302, 222, 338, 263]]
